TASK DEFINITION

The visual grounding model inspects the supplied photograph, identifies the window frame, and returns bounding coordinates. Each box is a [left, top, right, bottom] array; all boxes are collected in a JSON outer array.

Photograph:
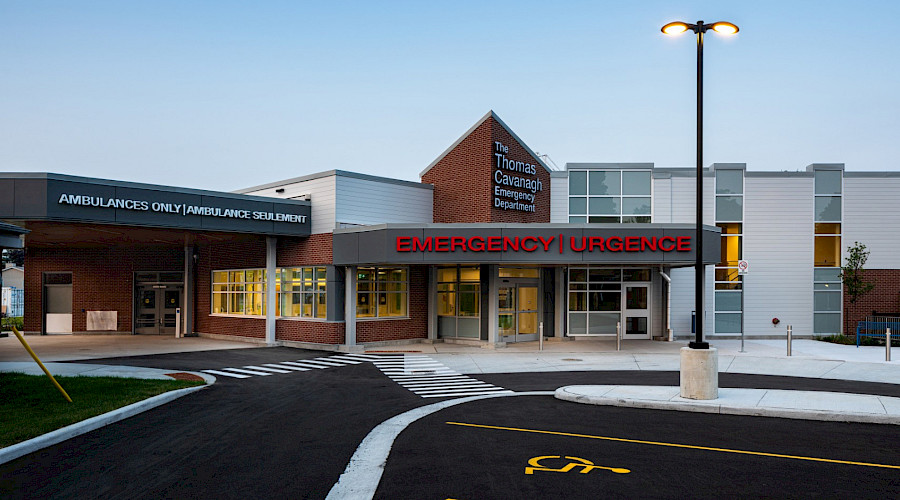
[[356, 266, 410, 320], [567, 169, 653, 223]]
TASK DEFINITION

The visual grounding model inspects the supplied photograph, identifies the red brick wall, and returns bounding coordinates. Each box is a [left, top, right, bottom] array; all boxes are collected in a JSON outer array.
[[356, 265, 428, 343], [421, 114, 550, 223], [276, 320, 344, 344], [844, 269, 900, 333], [195, 238, 267, 339], [277, 234, 332, 266], [24, 246, 183, 333], [423, 118, 493, 223], [490, 119, 551, 223]]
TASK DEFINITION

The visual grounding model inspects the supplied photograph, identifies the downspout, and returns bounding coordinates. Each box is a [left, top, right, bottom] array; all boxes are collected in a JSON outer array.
[[659, 266, 672, 341]]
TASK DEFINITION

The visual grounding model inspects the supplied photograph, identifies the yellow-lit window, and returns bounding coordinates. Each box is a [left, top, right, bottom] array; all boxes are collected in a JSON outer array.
[[814, 236, 841, 267]]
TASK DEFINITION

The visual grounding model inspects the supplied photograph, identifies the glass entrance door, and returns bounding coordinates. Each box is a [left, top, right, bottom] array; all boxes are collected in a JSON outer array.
[[623, 285, 650, 339], [135, 286, 182, 334], [499, 284, 539, 343]]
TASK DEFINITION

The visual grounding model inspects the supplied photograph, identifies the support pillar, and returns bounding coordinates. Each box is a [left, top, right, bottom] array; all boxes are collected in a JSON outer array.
[[345, 266, 357, 346], [183, 242, 194, 336], [554, 267, 565, 338], [265, 236, 277, 345], [427, 266, 437, 341]]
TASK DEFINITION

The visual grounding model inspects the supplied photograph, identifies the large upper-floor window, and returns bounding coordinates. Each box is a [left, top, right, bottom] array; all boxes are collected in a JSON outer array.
[[568, 170, 652, 223], [357, 267, 408, 318]]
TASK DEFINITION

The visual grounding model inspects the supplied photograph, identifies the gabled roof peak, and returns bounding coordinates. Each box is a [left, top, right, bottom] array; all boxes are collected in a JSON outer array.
[[419, 110, 551, 178]]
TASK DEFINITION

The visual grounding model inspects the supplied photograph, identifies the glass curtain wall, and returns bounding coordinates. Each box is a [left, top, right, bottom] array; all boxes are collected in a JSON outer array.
[[437, 266, 481, 338], [714, 168, 744, 334], [568, 170, 652, 223], [814, 169, 842, 333]]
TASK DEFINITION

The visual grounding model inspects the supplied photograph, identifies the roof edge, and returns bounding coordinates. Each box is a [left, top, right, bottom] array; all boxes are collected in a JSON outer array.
[[418, 110, 551, 178]]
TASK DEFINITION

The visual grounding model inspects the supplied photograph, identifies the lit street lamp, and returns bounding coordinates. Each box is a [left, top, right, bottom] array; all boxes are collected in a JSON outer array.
[[662, 20, 739, 350]]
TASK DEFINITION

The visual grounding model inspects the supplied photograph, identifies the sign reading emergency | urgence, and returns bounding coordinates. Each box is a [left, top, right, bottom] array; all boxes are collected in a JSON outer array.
[[396, 235, 691, 253], [493, 141, 543, 213], [57, 193, 307, 224]]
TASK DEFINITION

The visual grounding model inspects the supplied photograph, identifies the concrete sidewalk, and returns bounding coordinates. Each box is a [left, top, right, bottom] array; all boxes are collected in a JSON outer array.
[[555, 385, 900, 425], [0, 361, 215, 382]]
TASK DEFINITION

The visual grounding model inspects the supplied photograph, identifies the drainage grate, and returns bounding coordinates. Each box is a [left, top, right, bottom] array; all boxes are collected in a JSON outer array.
[[561, 358, 583, 362]]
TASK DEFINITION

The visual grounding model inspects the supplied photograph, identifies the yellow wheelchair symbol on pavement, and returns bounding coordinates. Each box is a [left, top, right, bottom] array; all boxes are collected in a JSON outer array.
[[525, 455, 630, 475]]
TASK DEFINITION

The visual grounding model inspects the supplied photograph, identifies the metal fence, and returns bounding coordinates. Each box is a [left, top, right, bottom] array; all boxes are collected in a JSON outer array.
[[856, 315, 900, 346]]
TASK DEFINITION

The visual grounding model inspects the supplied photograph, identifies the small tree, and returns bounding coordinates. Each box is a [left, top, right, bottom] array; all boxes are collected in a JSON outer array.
[[840, 241, 875, 334]]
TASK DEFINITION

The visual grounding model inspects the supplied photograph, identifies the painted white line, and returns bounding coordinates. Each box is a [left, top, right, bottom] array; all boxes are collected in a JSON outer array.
[[282, 361, 328, 369], [393, 378, 473, 385], [202, 369, 251, 379], [304, 359, 346, 367], [411, 386, 502, 394], [388, 375, 470, 381], [325, 356, 363, 364], [244, 365, 292, 374], [341, 354, 382, 360], [325, 391, 552, 500], [401, 380, 491, 388], [263, 363, 309, 371], [220, 367, 273, 376], [420, 390, 514, 398]]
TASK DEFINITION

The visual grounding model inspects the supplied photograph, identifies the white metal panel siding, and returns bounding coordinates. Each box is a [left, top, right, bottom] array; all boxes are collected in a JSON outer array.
[[741, 176, 814, 337], [668, 266, 714, 338], [843, 177, 900, 269], [550, 176, 568, 223], [334, 176, 433, 225], [667, 175, 715, 225], [653, 177, 672, 223], [242, 176, 337, 235]]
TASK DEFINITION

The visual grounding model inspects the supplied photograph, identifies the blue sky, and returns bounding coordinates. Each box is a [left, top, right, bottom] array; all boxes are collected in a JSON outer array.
[[1, 1, 898, 191]]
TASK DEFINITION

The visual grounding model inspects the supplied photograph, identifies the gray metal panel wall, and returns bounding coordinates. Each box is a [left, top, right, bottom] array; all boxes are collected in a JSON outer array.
[[242, 175, 337, 235], [550, 175, 568, 223], [742, 175, 814, 336], [335, 175, 433, 226], [843, 177, 900, 269]]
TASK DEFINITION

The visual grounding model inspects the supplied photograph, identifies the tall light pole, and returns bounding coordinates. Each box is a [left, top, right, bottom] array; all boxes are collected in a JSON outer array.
[[662, 20, 738, 350]]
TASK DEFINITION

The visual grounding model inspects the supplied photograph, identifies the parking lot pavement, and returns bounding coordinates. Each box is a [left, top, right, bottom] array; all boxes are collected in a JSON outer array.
[[374, 395, 900, 499]]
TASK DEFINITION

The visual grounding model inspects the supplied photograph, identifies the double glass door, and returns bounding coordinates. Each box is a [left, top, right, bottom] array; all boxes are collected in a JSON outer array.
[[499, 284, 539, 343], [136, 285, 182, 334]]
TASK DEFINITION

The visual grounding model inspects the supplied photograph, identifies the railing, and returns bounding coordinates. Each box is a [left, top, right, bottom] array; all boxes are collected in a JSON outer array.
[[856, 316, 900, 347]]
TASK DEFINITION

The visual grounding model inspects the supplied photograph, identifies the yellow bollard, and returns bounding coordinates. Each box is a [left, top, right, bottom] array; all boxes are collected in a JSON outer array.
[[11, 326, 73, 403]]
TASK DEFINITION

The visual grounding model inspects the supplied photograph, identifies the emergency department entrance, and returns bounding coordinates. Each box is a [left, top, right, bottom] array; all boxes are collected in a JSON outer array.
[[134, 272, 184, 335], [498, 267, 540, 343]]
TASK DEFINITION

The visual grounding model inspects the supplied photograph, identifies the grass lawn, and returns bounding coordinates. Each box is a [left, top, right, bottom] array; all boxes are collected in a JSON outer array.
[[0, 373, 204, 448]]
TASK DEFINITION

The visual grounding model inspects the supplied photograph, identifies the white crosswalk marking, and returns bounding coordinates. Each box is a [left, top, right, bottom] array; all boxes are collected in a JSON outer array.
[[243, 365, 293, 374], [263, 363, 309, 371], [201, 369, 251, 379], [281, 361, 328, 369], [202, 354, 387, 380], [218, 367, 273, 376], [371, 354, 512, 398]]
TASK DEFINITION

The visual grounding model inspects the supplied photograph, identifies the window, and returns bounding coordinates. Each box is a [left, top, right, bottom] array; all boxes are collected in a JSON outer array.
[[357, 267, 408, 318], [278, 267, 327, 318], [814, 169, 842, 333], [212, 267, 328, 318], [212, 269, 266, 316], [568, 169, 652, 223], [437, 266, 481, 339], [714, 168, 744, 334]]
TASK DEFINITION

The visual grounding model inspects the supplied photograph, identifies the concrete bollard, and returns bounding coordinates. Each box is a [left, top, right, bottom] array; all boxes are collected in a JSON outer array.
[[680, 347, 719, 400]]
